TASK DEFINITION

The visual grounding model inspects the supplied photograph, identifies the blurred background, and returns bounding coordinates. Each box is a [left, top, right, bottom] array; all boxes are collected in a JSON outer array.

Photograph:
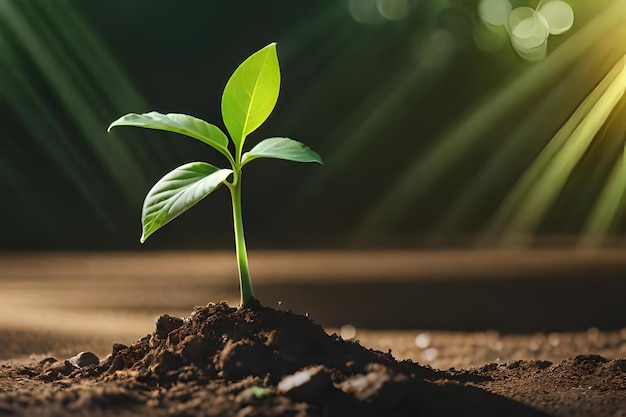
[[1, 0, 625, 251], [2, 0, 626, 351]]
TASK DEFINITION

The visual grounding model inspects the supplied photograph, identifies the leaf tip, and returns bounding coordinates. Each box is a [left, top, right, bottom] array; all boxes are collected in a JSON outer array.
[[311, 151, 324, 165]]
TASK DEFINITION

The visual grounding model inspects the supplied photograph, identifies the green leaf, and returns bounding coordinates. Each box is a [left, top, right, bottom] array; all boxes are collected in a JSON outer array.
[[241, 137, 323, 166], [108, 112, 231, 157], [141, 162, 232, 243], [221, 43, 280, 153]]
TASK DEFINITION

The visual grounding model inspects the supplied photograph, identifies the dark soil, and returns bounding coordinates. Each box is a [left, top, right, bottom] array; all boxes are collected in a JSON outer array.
[[1, 301, 625, 417]]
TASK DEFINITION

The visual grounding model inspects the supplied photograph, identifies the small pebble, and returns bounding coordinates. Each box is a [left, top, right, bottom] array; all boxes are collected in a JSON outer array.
[[277, 366, 331, 402], [339, 364, 408, 407], [67, 352, 99, 368]]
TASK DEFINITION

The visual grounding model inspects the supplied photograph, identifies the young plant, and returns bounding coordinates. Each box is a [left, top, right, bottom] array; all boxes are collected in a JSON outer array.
[[108, 43, 323, 307]]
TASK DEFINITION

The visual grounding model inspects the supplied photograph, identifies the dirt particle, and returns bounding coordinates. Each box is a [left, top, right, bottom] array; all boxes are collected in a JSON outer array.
[[155, 314, 184, 339], [218, 340, 274, 381]]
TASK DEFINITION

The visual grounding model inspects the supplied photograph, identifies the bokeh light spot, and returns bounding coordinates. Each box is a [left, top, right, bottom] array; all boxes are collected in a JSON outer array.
[[507, 7, 549, 61], [422, 347, 438, 362], [376, 0, 409, 21], [478, 0, 512, 26], [414, 332, 431, 349], [340, 324, 357, 340], [508, 7, 549, 48], [348, 0, 385, 24], [539, 0, 574, 35]]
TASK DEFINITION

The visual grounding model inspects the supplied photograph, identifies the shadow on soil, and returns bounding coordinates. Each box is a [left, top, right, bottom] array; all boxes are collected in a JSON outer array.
[[256, 271, 626, 332]]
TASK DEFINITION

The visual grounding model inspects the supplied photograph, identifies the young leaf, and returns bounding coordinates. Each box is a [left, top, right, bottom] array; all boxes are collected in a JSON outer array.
[[141, 162, 232, 243], [221, 43, 280, 153], [241, 137, 323, 166], [109, 112, 231, 158]]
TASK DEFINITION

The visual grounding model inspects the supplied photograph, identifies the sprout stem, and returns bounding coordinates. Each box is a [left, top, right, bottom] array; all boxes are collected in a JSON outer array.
[[230, 174, 254, 306]]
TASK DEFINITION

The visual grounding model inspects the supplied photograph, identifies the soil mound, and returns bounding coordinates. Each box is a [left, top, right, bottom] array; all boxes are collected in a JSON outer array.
[[2, 302, 626, 416], [90, 301, 415, 385]]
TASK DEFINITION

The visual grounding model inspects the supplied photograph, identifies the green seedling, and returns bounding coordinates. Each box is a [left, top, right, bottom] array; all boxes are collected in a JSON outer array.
[[108, 43, 323, 306]]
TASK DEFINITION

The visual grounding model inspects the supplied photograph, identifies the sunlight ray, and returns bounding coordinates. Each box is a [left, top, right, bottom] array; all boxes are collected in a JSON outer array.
[[357, 0, 626, 240], [0, 0, 157, 207], [434, 38, 625, 240], [492, 55, 626, 246], [579, 114, 626, 247], [0, 35, 118, 229], [8, 1, 149, 203], [476, 50, 626, 244]]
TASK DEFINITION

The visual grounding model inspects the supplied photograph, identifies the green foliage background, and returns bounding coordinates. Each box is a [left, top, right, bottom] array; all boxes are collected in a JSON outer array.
[[1, 0, 625, 250]]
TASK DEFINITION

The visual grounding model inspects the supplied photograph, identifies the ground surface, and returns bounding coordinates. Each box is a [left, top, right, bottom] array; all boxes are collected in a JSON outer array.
[[1, 250, 626, 416]]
